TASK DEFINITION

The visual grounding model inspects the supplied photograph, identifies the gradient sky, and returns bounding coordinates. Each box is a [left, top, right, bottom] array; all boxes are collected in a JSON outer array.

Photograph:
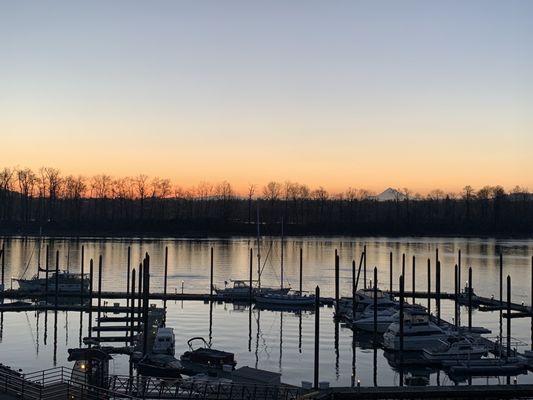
[[1, 1, 532, 194]]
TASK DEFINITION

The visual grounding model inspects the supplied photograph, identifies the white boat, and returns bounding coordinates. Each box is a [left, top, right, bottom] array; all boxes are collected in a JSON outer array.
[[444, 356, 528, 376], [214, 280, 289, 299], [352, 309, 398, 333], [15, 271, 90, 293], [422, 338, 488, 363], [255, 291, 315, 306], [383, 310, 448, 351], [153, 327, 176, 356], [337, 288, 396, 319]]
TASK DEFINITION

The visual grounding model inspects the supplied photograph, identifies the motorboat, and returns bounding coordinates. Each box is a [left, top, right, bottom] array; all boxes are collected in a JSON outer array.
[[422, 338, 488, 363], [383, 310, 448, 351], [137, 354, 184, 379], [180, 337, 236, 370], [337, 288, 396, 319], [152, 327, 175, 356], [352, 309, 398, 333], [254, 291, 315, 307], [443, 356, 528, 376]]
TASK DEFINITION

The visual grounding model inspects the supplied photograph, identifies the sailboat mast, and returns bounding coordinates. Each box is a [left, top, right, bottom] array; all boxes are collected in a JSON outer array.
[[256, 206, 261, 290], [280, 217, 284, 290]]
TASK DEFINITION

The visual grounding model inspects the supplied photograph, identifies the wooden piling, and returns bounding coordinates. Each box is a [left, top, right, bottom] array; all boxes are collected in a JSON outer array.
[[468, 267, 473, 331], [454, 264, 458, 327], [412, 256, 416, 304], [436, 261, 441, 324], [373, 267, 378, 340], [314, 285, 320, 390], [97, 255, 103, 339], [507, 274, 511, 358], [164, 246, 169, 297], [352, 260, 356, 322], [363, 245, 367, 289], [210, 247, 214, 298], [500, 253, 503, 305], [130, 268, 136, 344], [45, 246, 49, 298], [427, 259, 431, 314], [80, 246, 84, 304], [249, 248, 253, 302], [399, 274, 405, 387], [55, 250, 59, 308], [402, 253, 405, 278], [138, 262, 143, 315], [389, 252, 393, 293], [88, 259, 93, 344], [299, 248, 303, 295], [126, 246, 131, 307], [142, 254, 150, 355], [0, 242, 4, 287], [335, 250, 340, 314]]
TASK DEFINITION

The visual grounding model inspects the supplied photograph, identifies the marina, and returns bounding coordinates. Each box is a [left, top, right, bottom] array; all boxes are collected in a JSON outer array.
[[1, 236, 533, 398]]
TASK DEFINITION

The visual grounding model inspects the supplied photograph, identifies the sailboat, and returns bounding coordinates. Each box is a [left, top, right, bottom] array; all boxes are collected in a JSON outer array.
[[255, 217, 315, 307], [14, 237, 89, 294], [214, 209, 289, 299]]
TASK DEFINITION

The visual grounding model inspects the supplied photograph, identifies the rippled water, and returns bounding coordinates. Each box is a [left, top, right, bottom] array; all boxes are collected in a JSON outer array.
[[1, 236, 533, 387]]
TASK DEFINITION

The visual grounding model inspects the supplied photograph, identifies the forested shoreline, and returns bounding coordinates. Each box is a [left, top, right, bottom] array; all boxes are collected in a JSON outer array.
[[0, 166, 532, 237]]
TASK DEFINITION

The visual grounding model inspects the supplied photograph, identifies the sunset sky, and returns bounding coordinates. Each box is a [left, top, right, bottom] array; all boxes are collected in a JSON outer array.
[[1, 1, 532, 194]]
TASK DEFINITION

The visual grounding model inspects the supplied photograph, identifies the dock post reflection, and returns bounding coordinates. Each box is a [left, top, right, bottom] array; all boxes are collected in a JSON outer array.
[[164, 246, 168, 322], [53, 308, 58, 366], [313, 285, 320, 390]]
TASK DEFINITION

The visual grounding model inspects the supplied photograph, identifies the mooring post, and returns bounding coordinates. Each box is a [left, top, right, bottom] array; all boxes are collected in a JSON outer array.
[[142, 254, 151, 355], [54, 250, 59, 308], [352, 260, 356, 322], [334, 250, 340, 315], [80, 246, 84, 304], [412, 256, 416, 304], [45, 246, 49, 298], [427, 259, 431, 314], [389, 252, 393, 293], [436, 261, 441, 324], [399, 274, 404, 387], [314, 285, 320, 390], [126, 246, 131, 308], [164, 246, 169, 298], [130, 268, 136, 344], [209, 247, 214, 298], [299, 248, 303, 295], [249, 248, 253, 303], [500, 253, 503, 305], [468, 267, 473, 332], [458, 249, 461, 290], [363, 245, 367, 289], [88, 259, 93, 343], [97, 255, 103, 339], [138, 262, 143, 322], [373, 267, 378, 341], [401, 253, 405, 279], [454, 264, 459, 327], [507, 275, 511, 361], [0, 242, 4, 288]]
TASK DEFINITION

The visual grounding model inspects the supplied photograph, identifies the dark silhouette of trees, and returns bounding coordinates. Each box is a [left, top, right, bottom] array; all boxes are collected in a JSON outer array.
[[0, 165, 531, 237]]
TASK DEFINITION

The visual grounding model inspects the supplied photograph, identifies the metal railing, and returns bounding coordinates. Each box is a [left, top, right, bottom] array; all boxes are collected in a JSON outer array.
[[1, 366, 302, 400]]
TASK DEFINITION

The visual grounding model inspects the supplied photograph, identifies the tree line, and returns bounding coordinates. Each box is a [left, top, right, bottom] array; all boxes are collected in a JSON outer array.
[[0, 166, 532, 236]]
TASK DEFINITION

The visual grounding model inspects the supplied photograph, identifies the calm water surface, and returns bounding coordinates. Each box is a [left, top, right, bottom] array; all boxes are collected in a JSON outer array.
[[1, 236, 533, 387]]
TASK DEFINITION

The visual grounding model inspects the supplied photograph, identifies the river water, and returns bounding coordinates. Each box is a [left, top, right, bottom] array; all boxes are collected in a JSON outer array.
[[1, 236, 532, 387]]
